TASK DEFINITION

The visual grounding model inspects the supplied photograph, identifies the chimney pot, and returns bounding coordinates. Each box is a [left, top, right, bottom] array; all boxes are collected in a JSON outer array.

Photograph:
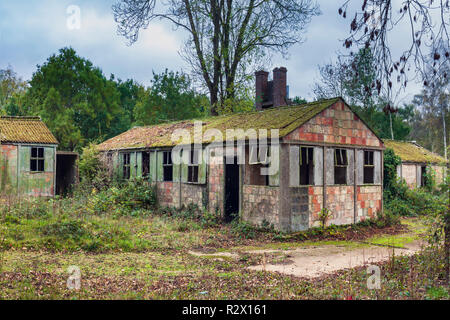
[[272, 67, 288, 108], [255, 70, 269, 110]]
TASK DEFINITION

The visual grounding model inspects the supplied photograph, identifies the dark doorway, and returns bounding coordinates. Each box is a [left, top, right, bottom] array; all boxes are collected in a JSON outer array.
[[224, 157, 240, 222], [56, 152, 78, 196], [142, 151, 150, 178], [421, 166, 427, 187]]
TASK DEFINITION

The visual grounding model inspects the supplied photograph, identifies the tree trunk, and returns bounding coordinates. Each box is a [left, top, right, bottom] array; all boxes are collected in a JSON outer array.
[[389, 112, 394, 140]]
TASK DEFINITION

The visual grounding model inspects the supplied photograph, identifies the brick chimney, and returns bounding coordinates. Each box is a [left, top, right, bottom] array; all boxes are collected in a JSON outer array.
[[272, 67, 287, 108], [254, 67, 288, 110], [255, 70, 269, 111]]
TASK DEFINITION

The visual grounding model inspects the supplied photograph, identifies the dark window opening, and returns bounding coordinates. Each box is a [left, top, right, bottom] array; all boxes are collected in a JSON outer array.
[[334, 149, 348, 185], [142, 151, 150, 178], [300, 147, 314, 185], [122, 153, 131, 180], [188, 149, 200, 183], [163, 151, 173, 182], [421, 166, 427, 187], [30, 147, 45, 172], [363, 150, 374, 184]]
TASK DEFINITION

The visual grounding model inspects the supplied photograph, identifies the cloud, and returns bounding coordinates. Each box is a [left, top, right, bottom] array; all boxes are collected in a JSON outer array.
[[0, 0, 427, 103]]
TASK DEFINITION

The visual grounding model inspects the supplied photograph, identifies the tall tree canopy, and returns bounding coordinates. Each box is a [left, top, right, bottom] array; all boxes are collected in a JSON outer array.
[[134, 69, 208, 125], [112, 0, 320, 115], [0, 66, 29, 116], [27, 47, 122, 151]]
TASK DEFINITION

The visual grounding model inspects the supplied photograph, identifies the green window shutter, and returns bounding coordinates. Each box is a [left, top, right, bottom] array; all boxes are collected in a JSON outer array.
[[173, 151, 180, 182], [149, 151, 157, 182], [198, 149, 207, 184], [157, 151, 164, 182], [112, 152, 119, 179], [135, 152, 142, 178], [19, 146, 31, 172], [118, 153, 124, 179], [268, 146, 279, 186], [180, 149, 189, 183], [44, 147, 54, 172], [313, 147, 323, 186]]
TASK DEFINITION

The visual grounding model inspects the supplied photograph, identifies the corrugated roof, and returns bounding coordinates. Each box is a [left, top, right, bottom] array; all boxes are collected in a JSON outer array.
[[0, 116, 58, 145], [98, 98, 343, 151], [383, 140, 447, 164]]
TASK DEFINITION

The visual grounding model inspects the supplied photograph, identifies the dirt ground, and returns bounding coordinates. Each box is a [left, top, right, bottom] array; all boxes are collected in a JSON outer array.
[[189, 218, 427, 279], [246, 240, 425, 278]]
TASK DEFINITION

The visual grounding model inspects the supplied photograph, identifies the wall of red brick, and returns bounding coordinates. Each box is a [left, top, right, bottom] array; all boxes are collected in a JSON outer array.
[[356, 185, 382, 222], [155, 181, 180, 208], [285, 101, 382, 148], [325, 186, 355, 226]]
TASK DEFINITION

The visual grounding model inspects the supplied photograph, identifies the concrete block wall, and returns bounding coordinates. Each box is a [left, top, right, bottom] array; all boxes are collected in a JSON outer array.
[[242, 185, 279, 228]]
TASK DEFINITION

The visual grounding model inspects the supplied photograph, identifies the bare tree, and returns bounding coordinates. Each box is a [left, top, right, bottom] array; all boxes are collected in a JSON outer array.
[[112, 0, 320, 115], [338, 0, 449, 101]]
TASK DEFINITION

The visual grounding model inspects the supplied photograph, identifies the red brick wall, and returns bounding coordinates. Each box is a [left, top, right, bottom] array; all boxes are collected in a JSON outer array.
[[156, 182, 179, 208], [325, 186, 355, 226], [356, 186, 382, 222], [285, 101, 382, 148]]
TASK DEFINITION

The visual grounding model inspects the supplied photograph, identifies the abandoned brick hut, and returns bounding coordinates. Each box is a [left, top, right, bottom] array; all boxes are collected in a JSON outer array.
[[383, 140, 447, 189], [97, 68, 385, 232], [0, 116, 58, 197]]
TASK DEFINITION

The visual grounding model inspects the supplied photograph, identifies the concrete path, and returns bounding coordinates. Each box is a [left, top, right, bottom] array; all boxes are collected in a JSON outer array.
[[247, 240, 424, 278]]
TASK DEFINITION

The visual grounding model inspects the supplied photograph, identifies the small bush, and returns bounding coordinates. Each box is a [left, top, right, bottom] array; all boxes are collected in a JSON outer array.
[[41, 220, 87, 240]]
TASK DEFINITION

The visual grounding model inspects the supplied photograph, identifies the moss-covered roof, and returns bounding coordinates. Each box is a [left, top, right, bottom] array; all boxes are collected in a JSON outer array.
[[0, 116, 58, 145], [383, 140, 447, 164], [98, 98, 343, 151]]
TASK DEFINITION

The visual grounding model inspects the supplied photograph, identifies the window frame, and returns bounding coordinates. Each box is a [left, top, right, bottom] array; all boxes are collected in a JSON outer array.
[[122, 153, 131, 180], [299, 146, 314, 185], [30, 147, 45, 172], [334, 148, 348, 185], [187, 149, 200, 183], [363, 150, 375, 184], [162, 150, 173, 182]]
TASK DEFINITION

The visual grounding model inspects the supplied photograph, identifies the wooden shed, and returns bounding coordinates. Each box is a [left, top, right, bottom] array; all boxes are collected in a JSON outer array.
[[0, 116, 58, 198]]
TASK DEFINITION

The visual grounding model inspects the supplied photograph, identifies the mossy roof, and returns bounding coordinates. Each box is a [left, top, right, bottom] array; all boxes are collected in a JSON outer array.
[[97, 97, 344, 151], [0, 116, 58, 145], [383, 140, 447, 164]]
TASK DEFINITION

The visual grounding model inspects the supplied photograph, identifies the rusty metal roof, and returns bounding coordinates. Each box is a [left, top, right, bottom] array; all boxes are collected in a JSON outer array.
[[0, 116, 58, 145]]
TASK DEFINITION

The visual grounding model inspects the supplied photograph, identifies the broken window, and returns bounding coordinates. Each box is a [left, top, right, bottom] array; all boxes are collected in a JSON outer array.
[[163, 151, 173, 182], [122, 153, 131, 180], [142, 151, 150, 178], [334, 148, 348, 185], [30, 147, 45, 172], [300, 147, 314, 185], [363, 150, 374, 184], [188, 149, 200, 183]]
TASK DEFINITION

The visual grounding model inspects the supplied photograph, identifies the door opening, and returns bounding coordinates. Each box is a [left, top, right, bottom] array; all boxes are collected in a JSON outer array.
[[224, 157, 240, 222]]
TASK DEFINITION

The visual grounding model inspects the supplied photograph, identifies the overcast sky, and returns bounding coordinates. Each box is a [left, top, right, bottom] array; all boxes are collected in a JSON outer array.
[[0, 0, 427, 104]]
